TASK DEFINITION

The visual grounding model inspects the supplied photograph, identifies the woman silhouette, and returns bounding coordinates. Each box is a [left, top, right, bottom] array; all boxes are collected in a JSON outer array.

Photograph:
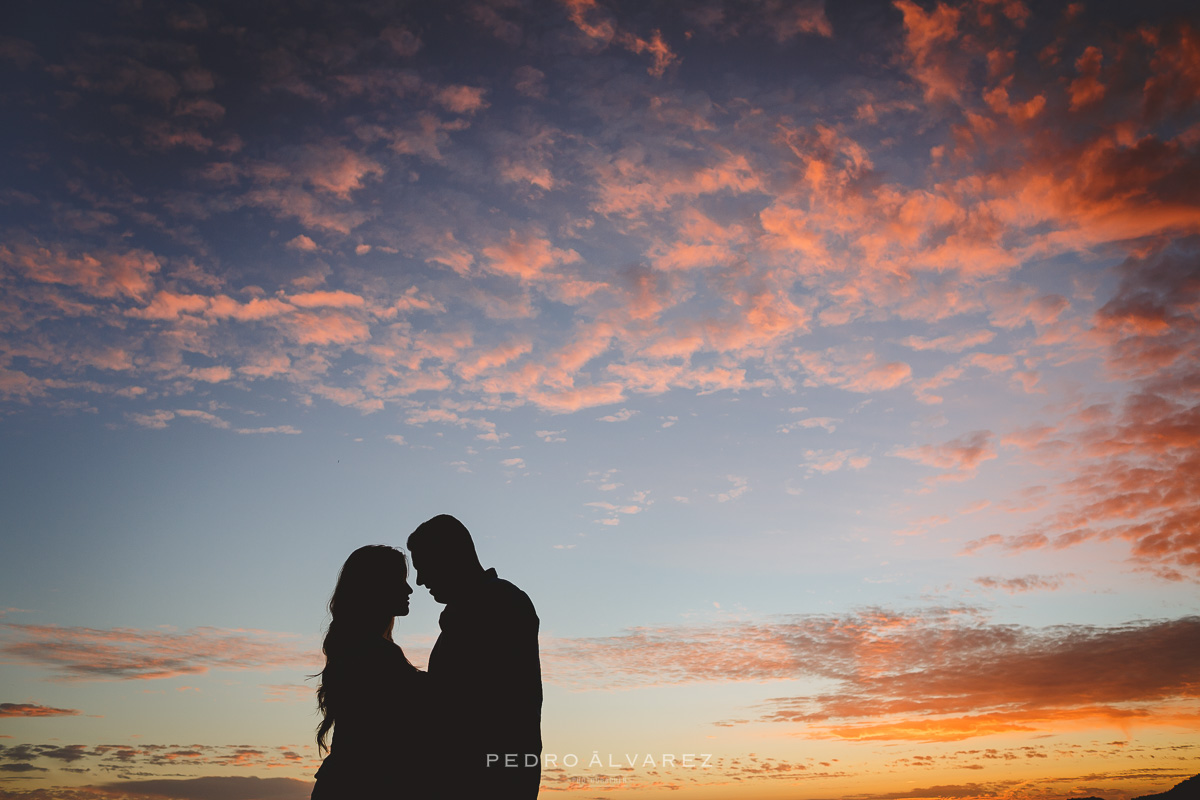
[[311, 545, 433, 798]]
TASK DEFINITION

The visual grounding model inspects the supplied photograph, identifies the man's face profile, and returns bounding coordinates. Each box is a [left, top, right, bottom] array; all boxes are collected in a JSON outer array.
[[411, 547, 451, 604]]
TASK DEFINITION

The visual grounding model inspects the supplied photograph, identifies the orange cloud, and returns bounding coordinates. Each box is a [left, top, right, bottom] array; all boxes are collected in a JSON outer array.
[[434, 84, 488, 114], [1069, 46, 1106, 110], [282, 312, 370, 345], [481, 230, 581, 281], [901, 330, 996, 353], [561, 0, 679, 76], [973, 574, 1073, 593], [797, 349, 913, 393], [0, 703, 81, 718], [893, 430, 997, 484], [0, 624, 312, 681], [3, 242, 160, 301], [894, 0, 964, 102], [545, 609, 1200, 742], [296, 143, 384, 199], [285, 290, 366, 309], [968, 242, 1200, 578], [1142, 23, 1200, 120]]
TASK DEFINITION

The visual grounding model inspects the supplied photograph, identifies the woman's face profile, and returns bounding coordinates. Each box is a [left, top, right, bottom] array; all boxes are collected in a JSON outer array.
[[394, 564, 415, 617]]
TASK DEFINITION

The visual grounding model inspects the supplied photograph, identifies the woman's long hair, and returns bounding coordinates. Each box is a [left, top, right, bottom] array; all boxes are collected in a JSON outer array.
[[315, 544, 412, 754]]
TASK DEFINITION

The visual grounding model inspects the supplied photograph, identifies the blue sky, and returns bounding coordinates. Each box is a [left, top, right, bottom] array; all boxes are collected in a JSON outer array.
[[2, 0, 1199, 798]]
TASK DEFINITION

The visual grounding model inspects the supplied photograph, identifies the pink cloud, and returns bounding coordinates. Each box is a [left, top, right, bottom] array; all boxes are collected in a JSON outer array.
[[285, 235, 318, 252], [900, 330, 996, 353], [297, 143, 384, 199], [481, 230, 581, 281], [561, 0, 679, 76], [0, 624, 312, 681], [1069, 46, 1107, 110], [801, 449, 871, 475], [380, 26, 422, 57], [457, 339, 533, 381], [798, 349, 913, 393], [1142, 23, 1200, 119], [3, 242, 160, 301], [434, 84, 489, 114], [530, 382, 626, 414], [894, 0, 964, 102], [544, 608, 1200, 741], [0, 703, 81, 718], [893, 430, 997, 484], [974, 574, 1073, 593], [285, 290, 366, 309], [282, 312, 370, 345], [206, 295, 294, 321], [967, 243, 1200, 579]]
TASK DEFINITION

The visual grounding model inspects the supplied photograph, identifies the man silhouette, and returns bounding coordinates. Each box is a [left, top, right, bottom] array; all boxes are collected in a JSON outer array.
[[408, 514, 542, 799]]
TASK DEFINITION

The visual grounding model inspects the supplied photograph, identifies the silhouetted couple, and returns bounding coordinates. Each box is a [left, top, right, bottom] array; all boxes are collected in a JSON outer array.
[[311, 515, 542, 799]]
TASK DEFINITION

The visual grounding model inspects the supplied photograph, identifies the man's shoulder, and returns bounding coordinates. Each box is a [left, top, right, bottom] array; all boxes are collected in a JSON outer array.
[[483, 573, 537, 613]]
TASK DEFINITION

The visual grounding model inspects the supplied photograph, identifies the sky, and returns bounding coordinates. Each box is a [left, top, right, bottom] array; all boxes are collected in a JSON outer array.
[[0, 0, 1198, 798]]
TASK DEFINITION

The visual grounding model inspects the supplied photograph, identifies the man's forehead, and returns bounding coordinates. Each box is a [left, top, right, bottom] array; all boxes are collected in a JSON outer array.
[[410, 546, 439, 564]]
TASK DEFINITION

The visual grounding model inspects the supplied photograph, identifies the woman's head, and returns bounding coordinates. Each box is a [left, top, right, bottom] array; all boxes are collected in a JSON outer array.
[[315, 544, 413, 754], [328, 544, 413, 626]]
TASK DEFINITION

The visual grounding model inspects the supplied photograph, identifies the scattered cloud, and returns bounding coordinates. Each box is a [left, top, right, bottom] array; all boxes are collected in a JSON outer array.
[[974, 574, 1074, 594], [0, 703, 81, 718], [0, 624, 313, 681], [544, 608, 1200, 741], [596, 408, 636, 423], [893, 431, 997, 486]]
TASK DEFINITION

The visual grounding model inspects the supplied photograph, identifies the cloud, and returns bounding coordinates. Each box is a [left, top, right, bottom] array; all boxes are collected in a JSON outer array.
[[296, 144, 384, 199], [3, 242, 160, 301], [4, 0, 1200, 540], [481, 230, 580, 281], [801, 449, 871, 475], [585, 487, 650, 525], [779, 416, 839, 434], [894, 0, 964, 102], [900, 330, 996, 353], [284, 290, 365, 309], [544, 608, 1200, 741], [0, 773, 315, 799], [893, 431, 997, 485], [0, 703, 81, 718], [715, 475, 749, 502], [974, 574, 1073, 593], [561, 0, 679, 76], [380, 26, 422, 58], [513, 66, 546, 99], [967, 241, 1200, 578], [175, 409, 230, 429], [0, 624, 312, 681], [128, 410, 175, 429], [596, 408, 636, 423], [97, 776, 313, 800], [1069, 46, 1106, 110], [285, 235, 318, 252], [797, 350, 913, 394], [434, 85, 489, 114], [234, 425, 302, 436], [759, 0, 833, 40]]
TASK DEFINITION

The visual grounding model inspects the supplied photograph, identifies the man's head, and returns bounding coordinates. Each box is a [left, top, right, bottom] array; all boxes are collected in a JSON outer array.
[[407, 514, 484, 604]]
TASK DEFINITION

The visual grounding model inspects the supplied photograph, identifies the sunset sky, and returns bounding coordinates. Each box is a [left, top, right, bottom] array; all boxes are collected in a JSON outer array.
[[1, 0, 1198, 798]]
